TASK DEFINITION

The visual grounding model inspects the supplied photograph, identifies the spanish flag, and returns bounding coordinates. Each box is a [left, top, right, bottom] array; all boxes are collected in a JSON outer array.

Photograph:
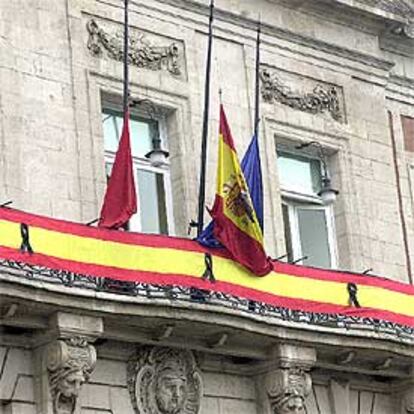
[[210, 105, 272, 276]]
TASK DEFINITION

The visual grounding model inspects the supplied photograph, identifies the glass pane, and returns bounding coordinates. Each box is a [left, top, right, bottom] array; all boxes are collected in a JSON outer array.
[[102, 110, 155, 158], [137, 169, 168, 234], [105, 162, 113, 182], [277, 152, 321, 195], [297, 208, 331, 268], [102, 114, 120, 153], [130, 118, 153, 157], [282, 204, 294, 263]]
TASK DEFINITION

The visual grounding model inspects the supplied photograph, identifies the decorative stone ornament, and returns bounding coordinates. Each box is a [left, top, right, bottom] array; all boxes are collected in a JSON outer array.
[[260, 69, 343, 122], [86, 19, 181, 76], [391, 22, 414, 39], [265, 367, 312, 414], [46, 337, 97, 414], [373, 0, 414, 18], [127, 346, 203, 414], [404, 384, 414, 412]]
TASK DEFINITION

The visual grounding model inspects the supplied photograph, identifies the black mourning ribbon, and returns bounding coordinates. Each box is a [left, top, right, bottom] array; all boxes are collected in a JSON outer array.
[[20, 223, 33, 254], [201, 253, 215, 283], [347, 282, 361, 308]]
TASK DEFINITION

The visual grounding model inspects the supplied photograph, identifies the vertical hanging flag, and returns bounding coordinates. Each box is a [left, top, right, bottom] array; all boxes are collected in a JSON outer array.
[[98, 110, 137, 229], [240, 133, 263, 230], [197, 132, 264, 247], [210, 105, 272, 276], [198, 20, 263, 248]]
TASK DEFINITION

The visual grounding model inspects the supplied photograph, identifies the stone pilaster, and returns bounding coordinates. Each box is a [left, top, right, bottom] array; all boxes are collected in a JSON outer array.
[[257, 344, 316, 414]]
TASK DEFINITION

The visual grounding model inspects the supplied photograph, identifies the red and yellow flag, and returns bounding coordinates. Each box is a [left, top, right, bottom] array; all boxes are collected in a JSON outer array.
[[210, 105, 272, 276]]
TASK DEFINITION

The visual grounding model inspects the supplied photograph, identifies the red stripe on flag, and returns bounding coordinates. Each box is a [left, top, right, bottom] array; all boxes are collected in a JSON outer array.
[[274, 261, 414, 295], [211, 196, 272, 276], [2, 207, 414, 296], [219, 105, 236, 151], [1, 245, 413, 327]]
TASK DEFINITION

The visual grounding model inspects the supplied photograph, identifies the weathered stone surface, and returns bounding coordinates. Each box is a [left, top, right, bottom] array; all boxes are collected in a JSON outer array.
[[0, 0, 414, 413], [46, 337, 97, 414], [127, 346, 202, 414]]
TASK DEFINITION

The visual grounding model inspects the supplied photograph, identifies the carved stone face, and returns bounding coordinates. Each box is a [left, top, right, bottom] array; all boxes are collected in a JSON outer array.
[[279, 396, 305, 414], [54, 369, 86, 414], [156, 369, 188, 414], [59, 370, 85, 398]]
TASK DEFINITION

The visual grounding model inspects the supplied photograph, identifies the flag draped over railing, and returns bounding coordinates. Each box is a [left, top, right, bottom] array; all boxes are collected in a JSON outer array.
[[209, 105, 272, 276], [1, 207, 413, 331], [98, 110, 137, 229]]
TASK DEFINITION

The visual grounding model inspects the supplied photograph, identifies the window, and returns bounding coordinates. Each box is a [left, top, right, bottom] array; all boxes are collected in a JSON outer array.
[[277, 151, 337, 268], [401, 115, 414, 153], [102, 108, 174, 235]]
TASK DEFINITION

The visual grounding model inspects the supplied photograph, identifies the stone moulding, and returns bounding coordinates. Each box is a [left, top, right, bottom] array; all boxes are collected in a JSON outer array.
[[391, 22, 414, 39], [350, 0, 414, 39], [260, 68, 344, 123], [363, 0, 414, 17], [127, 346, 203, 414], [86, 19, 182, 76]]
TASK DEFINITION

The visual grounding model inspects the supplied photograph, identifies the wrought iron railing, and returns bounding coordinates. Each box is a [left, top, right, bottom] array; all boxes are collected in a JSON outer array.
[[1, 258, 413, 341]]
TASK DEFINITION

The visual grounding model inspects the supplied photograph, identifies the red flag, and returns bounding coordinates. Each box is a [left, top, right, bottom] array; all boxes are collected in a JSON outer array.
[[98, 110, 137, 229]]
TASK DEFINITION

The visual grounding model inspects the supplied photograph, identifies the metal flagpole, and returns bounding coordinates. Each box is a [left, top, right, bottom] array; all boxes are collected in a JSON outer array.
[[196, 0, 215, 238], [254, 20, 261, 139], [123, 0, 129, 114]]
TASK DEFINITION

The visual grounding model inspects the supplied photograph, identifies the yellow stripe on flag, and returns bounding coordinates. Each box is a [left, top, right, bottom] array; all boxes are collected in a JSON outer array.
[[217, 134, 263, 245], [0, 219, 413, 318]]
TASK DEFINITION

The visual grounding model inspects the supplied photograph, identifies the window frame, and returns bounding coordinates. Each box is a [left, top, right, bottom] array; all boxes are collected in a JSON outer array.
[[278, 150, 338, 268], [281, 199, 337, 268], [102, 106, 175, 235]]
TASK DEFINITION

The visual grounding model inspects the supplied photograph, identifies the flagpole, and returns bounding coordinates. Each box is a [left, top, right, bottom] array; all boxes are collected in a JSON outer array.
[[254, 20, 261, 138], [123, 0, 129, 114], [196, 0, 215, 238]]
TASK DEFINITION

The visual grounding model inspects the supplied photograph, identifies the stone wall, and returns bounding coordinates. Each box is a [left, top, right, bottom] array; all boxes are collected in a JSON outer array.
[[0, 0, 414, 413], [0, 346, 36, 414], [0, 342, 405, 414], [0, 0, 413, 281]]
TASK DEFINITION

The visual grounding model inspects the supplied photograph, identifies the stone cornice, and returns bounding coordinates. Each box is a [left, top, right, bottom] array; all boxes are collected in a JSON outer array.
[[330, 0, 414, 39], [92, 0, 396, 80], [334, 0, 414, 21], [128, 0, 395, 77]]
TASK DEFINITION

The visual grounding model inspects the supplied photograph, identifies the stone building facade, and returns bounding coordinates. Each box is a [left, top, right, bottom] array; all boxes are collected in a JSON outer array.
[[0, 0, 414, 413]]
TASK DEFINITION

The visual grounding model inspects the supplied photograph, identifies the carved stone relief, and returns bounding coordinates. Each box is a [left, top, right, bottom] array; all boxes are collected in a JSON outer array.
[[390, 22, 414, 39], [361, 0, 414, 38], [127, 346, 203, 414], [364, 0, 414, 17], [260, 68, 344, 122], [265, 367, 312, 414], [404, 383, 414, 413], [46, 337, 97, 414], [86, 19, 183, 76]]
